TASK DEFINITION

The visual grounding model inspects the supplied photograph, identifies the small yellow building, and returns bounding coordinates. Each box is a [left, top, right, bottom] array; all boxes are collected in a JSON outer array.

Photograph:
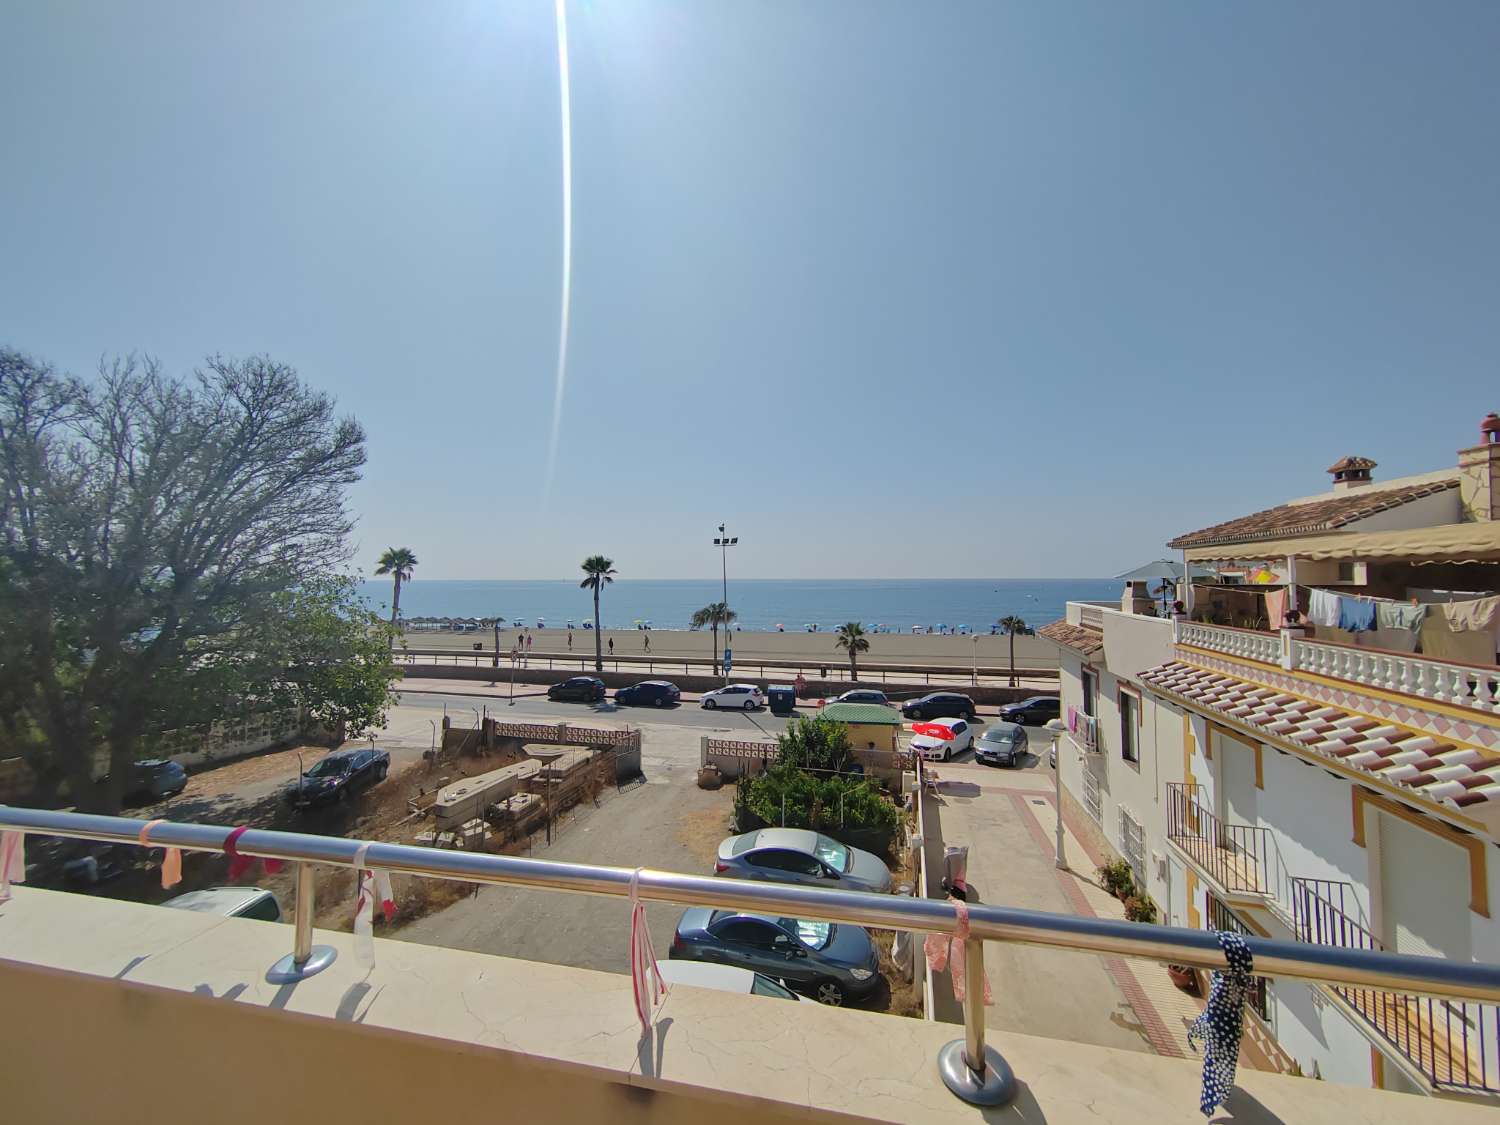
[[820, 702, 903, 753]]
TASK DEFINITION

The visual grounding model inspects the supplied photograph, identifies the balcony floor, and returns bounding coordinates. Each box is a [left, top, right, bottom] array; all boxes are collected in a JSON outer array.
[[1167, 831, 1269, 896], [1339, 987, 1496, 1094]]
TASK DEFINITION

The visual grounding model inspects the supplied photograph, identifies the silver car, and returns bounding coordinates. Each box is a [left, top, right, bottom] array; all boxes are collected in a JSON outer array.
[[715, 827, 892, 894], [975, 722, 1028, 767]]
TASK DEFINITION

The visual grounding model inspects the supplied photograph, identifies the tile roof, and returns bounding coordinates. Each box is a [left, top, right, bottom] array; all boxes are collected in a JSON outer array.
[[1038, 620, 1104, 658], [820, 702, 902, 725], [1167, 479, 1459, 550], [1139, 661, 1500, 811]]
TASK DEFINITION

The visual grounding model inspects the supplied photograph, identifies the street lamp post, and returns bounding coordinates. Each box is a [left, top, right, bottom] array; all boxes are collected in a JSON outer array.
[[713, 522, 738, 682], [1045, 718, 1067, 869]]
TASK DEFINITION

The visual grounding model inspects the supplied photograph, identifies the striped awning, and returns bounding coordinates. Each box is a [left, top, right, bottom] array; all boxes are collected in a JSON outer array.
[[1183, 521, 1500, 565]]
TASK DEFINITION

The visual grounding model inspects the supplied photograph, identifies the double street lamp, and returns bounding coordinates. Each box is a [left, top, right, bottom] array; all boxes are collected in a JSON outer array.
[[713, 523, 738, 680]]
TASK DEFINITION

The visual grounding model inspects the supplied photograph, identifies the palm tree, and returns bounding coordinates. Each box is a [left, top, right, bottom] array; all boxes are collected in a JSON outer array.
[[834, 622, 870, 684], [999, 615, 1029, 686], [374, 547, 418, 644], [690, 602, 737, 675], [579, 555, 617, 671]]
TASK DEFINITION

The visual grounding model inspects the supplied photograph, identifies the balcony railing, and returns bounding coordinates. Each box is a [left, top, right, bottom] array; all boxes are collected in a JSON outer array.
[[4, 804, 1500, 1110], [1293, 878, 1500, 1094], [1178, 620, 1283, 665], [1066, 705, 1099, 751], [1165, 782, 1271, 898], [1174, 620, 1500, 717]]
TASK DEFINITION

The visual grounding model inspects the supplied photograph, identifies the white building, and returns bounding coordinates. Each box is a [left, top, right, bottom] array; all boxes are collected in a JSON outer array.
[[1042, 414, 1500, 1099]]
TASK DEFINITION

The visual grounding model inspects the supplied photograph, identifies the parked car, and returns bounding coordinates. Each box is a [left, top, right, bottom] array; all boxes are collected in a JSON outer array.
[[910, 718, 975, 761], [284, 747, 390, 808], [670, 909, 881, 1006], [900, 692, 976, 721], [715, 828, 892, 894], [997, 695, 1060, 726], [123, 758, 187, 805], [974, 722, 1028, 767], [614, 679, 680, 708], [547, 676, 606, 703], [164, 887, 283, 922], [833, 689, 889, 706], [701, 684, 764, 711], [656, 959, 800, 1001]]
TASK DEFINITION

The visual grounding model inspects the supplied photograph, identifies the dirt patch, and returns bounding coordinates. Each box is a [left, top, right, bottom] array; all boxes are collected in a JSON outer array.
[[673, 794, 735, 870], [866, 929, 923, 1018]]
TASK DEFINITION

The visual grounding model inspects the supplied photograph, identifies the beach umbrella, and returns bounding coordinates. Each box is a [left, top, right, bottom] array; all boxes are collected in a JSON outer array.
[[1113, 559, 1217, 582], [913, 722, 955, 740]]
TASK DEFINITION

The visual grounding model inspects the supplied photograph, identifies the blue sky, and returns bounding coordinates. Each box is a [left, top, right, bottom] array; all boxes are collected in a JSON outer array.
[[2, 2, 1497, 580]]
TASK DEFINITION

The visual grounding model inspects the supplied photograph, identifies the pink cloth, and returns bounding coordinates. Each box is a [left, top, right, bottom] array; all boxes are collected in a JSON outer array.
[[629, 869, 666, 1033], [1263, 589, 1288, 631], [0, 831, 25, 902], [222, 824, 284, 880], [924, 895, 993, 1005], [138, 819, 183, 889]]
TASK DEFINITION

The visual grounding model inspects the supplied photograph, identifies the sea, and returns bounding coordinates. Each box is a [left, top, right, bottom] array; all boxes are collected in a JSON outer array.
[[357, 578, 1119, 633]]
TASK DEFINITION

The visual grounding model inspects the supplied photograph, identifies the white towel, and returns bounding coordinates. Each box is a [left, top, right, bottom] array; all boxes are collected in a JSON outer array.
[[1308, 589, 1342, 628]]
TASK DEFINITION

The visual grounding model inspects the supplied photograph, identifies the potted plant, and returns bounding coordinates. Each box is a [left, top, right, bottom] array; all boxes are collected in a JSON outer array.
[[1096, 859, 1135, 901], [1122, 894, 1158, 924], [1167, 963, 1201, 995]]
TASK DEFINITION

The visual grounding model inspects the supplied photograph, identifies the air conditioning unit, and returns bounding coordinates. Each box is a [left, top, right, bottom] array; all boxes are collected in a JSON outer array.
[[1152, 852, 1167, 881]]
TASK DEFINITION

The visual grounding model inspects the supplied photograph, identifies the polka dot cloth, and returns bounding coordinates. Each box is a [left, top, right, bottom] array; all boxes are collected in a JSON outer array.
[[1186, 931, 1254, 1117]]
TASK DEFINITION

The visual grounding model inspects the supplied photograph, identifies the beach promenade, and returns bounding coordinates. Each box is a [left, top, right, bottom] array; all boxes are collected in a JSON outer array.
[[402, 625, 1062, 672]]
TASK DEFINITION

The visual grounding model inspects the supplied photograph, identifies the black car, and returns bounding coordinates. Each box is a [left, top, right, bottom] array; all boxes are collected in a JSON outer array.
[[900, 692, 977, 721], [614, 679, 680, 708], [548, 676, 606, 703], [285, 747, 390, 808], [997, 695, 1060, 726]]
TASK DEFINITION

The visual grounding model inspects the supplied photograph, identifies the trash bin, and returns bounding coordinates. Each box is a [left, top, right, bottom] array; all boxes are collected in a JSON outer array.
[[767, 685, 796, 716]]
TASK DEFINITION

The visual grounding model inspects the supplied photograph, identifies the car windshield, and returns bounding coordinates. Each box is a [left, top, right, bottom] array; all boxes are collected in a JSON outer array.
[[983, 728, 1019, 744], [731, 834, 760, 856], [813, 835, 850, 872], [783, 918, 832, 949], [305, 757, 349, 778]]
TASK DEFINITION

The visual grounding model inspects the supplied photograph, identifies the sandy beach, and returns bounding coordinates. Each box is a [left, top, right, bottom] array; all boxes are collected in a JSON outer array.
[[403, 625, 1061, 670]]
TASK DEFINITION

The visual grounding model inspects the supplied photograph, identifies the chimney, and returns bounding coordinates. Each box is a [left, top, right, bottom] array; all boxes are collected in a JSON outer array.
[[1327, 456, 1376, 492], [1458, 413, 1500, 522]]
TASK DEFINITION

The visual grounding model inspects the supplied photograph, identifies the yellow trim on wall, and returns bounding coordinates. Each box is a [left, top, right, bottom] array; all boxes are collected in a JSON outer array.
[[1371, 1048, 1385, 1090], [1186, 867, 1200, 930], [1351, 787, 1489, 918], [1182, 713, 1196, 787], [1206, 721, 1263, 787]]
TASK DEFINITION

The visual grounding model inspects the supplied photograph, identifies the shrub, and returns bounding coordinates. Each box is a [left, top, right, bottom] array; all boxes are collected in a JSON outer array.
[[775, 715, 855, 775], [1123, 894, 1158, 924], [1096, 859, 1135, 900], [743, 762, 899, 838]]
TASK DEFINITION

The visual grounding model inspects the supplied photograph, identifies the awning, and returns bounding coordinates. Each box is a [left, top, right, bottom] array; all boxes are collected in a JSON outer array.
[[1183, 521, 1500, 565], [1114, 559, 1218, 582]]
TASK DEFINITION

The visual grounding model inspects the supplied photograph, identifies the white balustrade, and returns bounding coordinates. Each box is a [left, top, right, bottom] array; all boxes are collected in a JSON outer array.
[[1288, 638, 1500, 715], [1178, 621, 1280, 665]]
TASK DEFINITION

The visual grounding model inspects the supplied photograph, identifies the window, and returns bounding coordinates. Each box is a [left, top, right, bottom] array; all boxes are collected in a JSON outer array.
[[1081, 766, 1103, 823], [951, 720, 967, 736], [1120, 692, 1139, 764], [1081, 669, 1097, 717], [751, 849, 822, 877], [238, 894, 282, 922], [713, 920, 779, 949]]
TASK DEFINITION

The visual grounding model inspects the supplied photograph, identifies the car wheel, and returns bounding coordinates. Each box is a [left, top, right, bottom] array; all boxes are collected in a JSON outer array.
[[376, 764, 388, 782], [654, 697, 665, 708], [942, 745, 950, 762], [911, 708, 924, 721], [815, 980, 846, 1007], [704, 698, 717, 710]]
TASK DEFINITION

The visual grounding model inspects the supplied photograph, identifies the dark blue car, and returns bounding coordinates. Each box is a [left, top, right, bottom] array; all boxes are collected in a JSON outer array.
[[613, 680, 680, 708], [670, 909, 881, 1007]]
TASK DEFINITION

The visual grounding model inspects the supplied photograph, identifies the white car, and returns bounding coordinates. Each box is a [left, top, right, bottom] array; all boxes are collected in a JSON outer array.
[[701, 684, 765, 711], [657, 959, 801, 1001], [910, 717, 975, 761]]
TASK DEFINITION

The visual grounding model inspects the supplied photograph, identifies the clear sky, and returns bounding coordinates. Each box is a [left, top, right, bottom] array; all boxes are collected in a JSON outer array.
[[3, 2, 1497, 580]]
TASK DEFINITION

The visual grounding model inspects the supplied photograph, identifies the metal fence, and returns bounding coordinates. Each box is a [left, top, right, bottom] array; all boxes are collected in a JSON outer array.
[[3, 804, 1499, 1109], [1164, 782, 1272, 897]]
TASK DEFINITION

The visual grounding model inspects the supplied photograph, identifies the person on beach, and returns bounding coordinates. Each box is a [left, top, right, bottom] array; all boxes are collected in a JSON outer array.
[[608, 638, 615, 656], [643, 633, 650, 653], [567, 630, 573, 650]]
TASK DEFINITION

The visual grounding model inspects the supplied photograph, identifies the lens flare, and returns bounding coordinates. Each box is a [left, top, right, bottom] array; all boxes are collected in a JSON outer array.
[[543, 0, 573, 505]]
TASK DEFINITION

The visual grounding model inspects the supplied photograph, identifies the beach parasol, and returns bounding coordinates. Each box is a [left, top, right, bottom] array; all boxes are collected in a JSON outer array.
[[913, 722, 955, 740], [1113, 560, 1217, 582]]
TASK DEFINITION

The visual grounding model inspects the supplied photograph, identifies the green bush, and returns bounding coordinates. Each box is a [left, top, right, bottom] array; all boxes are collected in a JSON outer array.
[[1096, 859, 1135, 900], [774, 715, 855, 775], [743, 762, 899, 837], [1123, 894, 1158, 924]]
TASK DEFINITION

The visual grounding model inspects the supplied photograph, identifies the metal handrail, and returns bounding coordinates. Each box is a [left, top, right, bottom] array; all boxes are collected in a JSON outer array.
[[5, 804, 1500, 1106]]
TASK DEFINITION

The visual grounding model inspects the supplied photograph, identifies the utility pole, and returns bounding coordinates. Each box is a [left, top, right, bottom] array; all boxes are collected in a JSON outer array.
[[713, 522, 738, 683]]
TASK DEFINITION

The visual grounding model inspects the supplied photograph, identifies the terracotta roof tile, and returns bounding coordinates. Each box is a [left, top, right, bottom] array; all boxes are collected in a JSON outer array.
[[1167, 479, 1459, 550], [1038, 620, 1104, 657], [1139, 661, 1500, 812]]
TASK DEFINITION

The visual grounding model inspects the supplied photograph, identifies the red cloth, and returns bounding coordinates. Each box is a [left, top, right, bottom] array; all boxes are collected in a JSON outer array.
[[223, 825, 284, 880]]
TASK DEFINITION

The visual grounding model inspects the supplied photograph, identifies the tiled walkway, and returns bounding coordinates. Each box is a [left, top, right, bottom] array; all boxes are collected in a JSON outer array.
[[923, 761, 1285, 1071]]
